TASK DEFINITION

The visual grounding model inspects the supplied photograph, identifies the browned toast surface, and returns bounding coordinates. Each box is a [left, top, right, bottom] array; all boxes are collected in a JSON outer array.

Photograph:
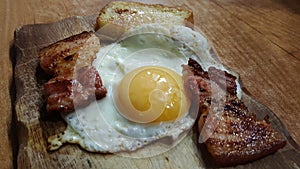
[[96, 1, 194, 30], [39, 31, 106, 113], [39, 31, 100, 76], [184, 58, 286, 166]]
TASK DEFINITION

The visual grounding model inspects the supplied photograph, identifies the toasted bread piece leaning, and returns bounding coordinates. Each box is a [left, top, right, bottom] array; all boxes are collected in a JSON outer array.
[[95, 1, 194, 31]]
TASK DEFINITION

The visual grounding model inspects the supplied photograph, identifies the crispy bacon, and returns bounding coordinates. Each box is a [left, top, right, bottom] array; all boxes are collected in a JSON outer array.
[[44, 66, 107, 113], [187, 58, 237, 96]]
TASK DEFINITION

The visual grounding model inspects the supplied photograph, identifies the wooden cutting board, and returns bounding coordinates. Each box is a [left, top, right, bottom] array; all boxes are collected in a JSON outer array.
[[13, 14, 300, 169]]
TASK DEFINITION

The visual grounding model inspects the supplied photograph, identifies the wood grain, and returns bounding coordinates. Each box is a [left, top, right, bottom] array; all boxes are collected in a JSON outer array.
[[1, 0, 300, 168]]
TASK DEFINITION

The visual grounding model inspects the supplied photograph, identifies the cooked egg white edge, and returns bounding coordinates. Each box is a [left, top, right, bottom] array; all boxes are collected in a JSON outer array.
[[48, 101, 195, 153]]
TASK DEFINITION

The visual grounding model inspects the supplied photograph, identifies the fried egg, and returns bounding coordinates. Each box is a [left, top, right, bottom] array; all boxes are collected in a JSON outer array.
[[48, 24, 237, 157]]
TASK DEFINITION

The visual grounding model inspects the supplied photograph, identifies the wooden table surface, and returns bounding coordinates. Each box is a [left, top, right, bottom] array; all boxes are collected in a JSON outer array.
[[1, 0, 299, 168]]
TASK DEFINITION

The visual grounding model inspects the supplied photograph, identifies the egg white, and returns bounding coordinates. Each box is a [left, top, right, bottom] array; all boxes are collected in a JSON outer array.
[[48, 24, 241, 156]]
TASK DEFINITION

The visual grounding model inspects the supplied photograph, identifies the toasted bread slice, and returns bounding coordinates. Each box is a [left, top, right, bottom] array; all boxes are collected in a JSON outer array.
[[39, 31, 100, 76], [39, 32, 107, 113], [184, 58, 286, 166], [95, 1, 194, 30]]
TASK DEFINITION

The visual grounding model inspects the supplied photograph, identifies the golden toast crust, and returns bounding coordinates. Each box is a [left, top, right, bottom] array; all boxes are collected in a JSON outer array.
[[95, 1, 194, 30]]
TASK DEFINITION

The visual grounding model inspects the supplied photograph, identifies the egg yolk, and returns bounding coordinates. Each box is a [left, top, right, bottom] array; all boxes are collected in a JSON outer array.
[[114, 66, 190, 123]]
